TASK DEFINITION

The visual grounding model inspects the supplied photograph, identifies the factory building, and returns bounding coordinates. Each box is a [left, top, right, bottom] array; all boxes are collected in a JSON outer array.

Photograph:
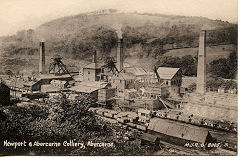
[[83, 51, 105, 82], [23, 80, 42, 92], [156, 67, 182, 97], [124, 66, 148, 82], [110, 72, 135, 98]]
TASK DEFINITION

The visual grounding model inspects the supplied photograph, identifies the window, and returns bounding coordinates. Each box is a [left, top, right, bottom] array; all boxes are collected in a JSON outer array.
[[88, 71, 90, 74], [166, 81, 168, 85], [141, 113, 145, 116]]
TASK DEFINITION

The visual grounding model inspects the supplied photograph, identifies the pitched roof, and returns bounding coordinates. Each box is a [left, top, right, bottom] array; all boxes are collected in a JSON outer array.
[[83, 63, 104, 69], [157, 67, 180, 80], [125, 67, 147, 76], [23, 81, 39, 87], [69, 81, 108, 93], [148, 118, 210, 144], [140, 133, 158, 142], [112, 72, 136, 80]]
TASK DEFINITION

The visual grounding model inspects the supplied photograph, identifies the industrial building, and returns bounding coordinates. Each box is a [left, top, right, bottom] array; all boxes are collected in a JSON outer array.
[[148, 118, 215, 147], [83, 51, 106, 82], [156, 67, 182, 97], [69, 81, 110, 100]]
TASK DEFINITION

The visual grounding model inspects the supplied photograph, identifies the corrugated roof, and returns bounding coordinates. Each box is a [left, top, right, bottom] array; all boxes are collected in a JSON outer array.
[[69, 81, 108, 93], [125, 67, 147, 76], [148, 118, 210, 144], [83, 63, 104, 69], [157, 67, 180, 80]]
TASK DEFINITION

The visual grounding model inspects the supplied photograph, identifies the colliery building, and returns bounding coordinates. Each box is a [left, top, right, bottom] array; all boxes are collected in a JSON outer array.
[[2, 33, 183, 111], [148, 118, 215, 146]]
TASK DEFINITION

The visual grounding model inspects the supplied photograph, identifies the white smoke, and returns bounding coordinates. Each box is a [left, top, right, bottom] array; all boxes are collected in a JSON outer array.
[[112, 23, 123, 39]]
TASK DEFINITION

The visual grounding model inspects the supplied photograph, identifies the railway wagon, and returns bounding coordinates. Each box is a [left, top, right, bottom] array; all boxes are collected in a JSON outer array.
[[136, 124, 147, 131]]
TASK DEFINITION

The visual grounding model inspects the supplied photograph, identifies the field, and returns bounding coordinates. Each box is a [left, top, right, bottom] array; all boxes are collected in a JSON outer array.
[[164, 44, 237, 64]]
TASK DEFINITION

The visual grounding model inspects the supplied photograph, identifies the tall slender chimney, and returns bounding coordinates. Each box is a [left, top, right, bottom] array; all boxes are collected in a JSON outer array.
[[39, 41, 45, 74], [117, 38, 123, 72], [92, 50, 97, 63], [196, 30, 206, 94]]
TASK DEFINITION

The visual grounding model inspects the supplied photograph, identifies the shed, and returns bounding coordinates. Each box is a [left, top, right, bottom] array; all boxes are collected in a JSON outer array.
[[140, 133, 160, 146], [148, 118, 214, 146], [69, 81, 109, 99]]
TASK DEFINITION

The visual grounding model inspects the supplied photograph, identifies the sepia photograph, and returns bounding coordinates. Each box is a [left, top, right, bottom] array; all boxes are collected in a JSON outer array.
[[0, 0, 238, 156]]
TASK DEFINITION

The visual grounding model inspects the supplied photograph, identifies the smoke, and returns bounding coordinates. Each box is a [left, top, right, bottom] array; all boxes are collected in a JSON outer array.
[[40, 38, 45, 42], [112, 23, 123, 39]]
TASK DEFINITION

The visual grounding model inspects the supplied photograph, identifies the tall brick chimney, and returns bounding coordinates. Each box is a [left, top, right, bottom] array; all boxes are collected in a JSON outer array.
[[117, 38, 123, 72], [92, 50, 97, 63], [196, 30, 206, 94], [39, 41, 46, 74]]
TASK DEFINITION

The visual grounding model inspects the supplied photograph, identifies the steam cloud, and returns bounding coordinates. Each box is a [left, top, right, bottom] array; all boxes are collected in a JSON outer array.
[[112, 23, 123, 39]]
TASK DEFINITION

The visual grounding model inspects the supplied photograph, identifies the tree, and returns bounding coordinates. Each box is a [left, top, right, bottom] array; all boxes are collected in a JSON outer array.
[[209, 51, 237, 79]]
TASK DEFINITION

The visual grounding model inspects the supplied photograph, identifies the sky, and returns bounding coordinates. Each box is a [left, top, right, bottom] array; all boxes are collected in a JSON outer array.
[[0, 0, 238, 36]]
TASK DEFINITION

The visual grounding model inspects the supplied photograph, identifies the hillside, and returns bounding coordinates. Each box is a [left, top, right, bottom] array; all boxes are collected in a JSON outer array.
[[0, 10, 237, 75]]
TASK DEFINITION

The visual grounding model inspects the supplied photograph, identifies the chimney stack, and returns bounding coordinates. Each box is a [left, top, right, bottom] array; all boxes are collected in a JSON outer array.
[[39, 41, 46, 74], [92, 50, 97, 63], [196, 30, 206, 94], [117, 38, 123, 72]]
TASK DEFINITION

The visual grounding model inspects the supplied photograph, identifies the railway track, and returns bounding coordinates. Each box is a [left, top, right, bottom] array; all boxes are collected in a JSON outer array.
[[93, 108, 237, 153]]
